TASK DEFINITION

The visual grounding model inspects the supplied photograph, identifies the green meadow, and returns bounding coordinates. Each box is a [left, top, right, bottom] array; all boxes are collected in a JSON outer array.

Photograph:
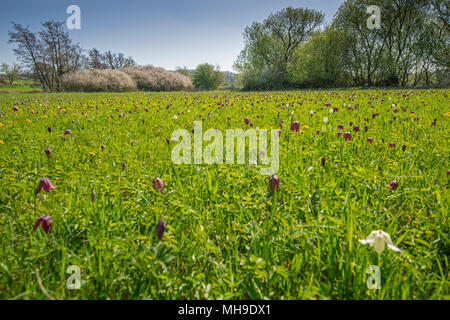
[[0, 89, 448, 299]]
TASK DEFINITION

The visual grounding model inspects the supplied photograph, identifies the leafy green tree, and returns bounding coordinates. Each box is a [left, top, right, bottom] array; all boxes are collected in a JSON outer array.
[[193, 64, 225, 90], [288, 28, 349, 88], [235, 7, 324, 89], [1, 63, 21, 87]]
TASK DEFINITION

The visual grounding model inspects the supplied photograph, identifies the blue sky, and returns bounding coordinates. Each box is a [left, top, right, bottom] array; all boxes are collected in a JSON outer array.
[[1, 0, 345, 71]]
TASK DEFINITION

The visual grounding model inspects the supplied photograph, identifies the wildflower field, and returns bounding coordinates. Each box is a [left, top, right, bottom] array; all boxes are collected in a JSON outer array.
[[0, 89, 448, 300]]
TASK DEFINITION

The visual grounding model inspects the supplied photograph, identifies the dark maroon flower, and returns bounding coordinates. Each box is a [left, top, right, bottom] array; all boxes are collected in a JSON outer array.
[[338, 124, 344, 130], [402, 145, 406, 152], [389, 142, 396, 148], [337, 131, 342, 136], [268, 175, 280, 192], [432, 119, 437, 126], [367, 137, 373, 144], [290, 121, 300, 132], [48, 127, 52, 133], [13, 106, 18, 111], [333, 107, 339, 112], [244, 118, 250, 125], [153, 178, 164, 190], [343, 132, 352, 141], [36, 178, 56, 194], [156, 219, 167, 240], [393, 109, 398, 113], [353, 126, 360, 132], [45, 148, 51, 156], [33, 215, 52, 234], [414, 117, 419, 121], [321, 157, 326, 166], [389, 180, 398, 190], [227, 116, 231, 121], [316, 130, 320, 135], [166, 138, 170, 144], [349, 121, 353, 126], [101, 144, 105, 152], [447, 169, 450, 178], [64, 129, 71, 135]]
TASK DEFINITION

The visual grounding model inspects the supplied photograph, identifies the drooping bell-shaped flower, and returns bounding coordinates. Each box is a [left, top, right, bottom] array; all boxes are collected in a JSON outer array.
[[343, 132, 352, 141], [36, 178, 56, 194], [268, 175, 280, 192], [359, 230, 402, 254], [290, 121, 300, 132], [156, 219, 167, 240], [33, 215, 53, 234], [389, 180, 398, 190], [153, 178, 164, 190]]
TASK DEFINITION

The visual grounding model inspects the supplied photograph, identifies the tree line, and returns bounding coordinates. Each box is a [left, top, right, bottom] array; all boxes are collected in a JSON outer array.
[[234, 0, 449, 90], [7, 20, 136, 91]]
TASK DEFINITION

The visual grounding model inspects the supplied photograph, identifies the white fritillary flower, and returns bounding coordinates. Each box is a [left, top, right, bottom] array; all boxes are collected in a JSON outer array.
[[359, 230, 402, 254], [323, 117, 329, 123], [173, 115, 178, 120]]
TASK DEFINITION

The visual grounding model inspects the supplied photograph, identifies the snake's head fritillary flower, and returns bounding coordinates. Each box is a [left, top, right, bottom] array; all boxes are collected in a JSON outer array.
[[353, 126, 360, 132], [153, 178, 164, 190], [64, 130, 71, 135], [156, 219, 167, 240], [321, 157, 326, 166], [166, 138, 170, 145], [244, 118, 250, 125], [367, 137, 373, 144], [45, 148, 51, 156], [36, 178, 56, 194], [33, 215, 52, 234], [343, 132, 352, 141], [13, 106, 19, 111], [389, 142, 396, 148], [101, 144, 105, 152], [338, 124, 344, 130], [447, 169, 450, 178], [48, 127, 52, 133], [268, 175, 280, 192], [389, 180, 398, 190], [290, 121, 300, 132], [402, 145, 406, 152], [359, 230, 402, 254], [364, 125, 368, 132]]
